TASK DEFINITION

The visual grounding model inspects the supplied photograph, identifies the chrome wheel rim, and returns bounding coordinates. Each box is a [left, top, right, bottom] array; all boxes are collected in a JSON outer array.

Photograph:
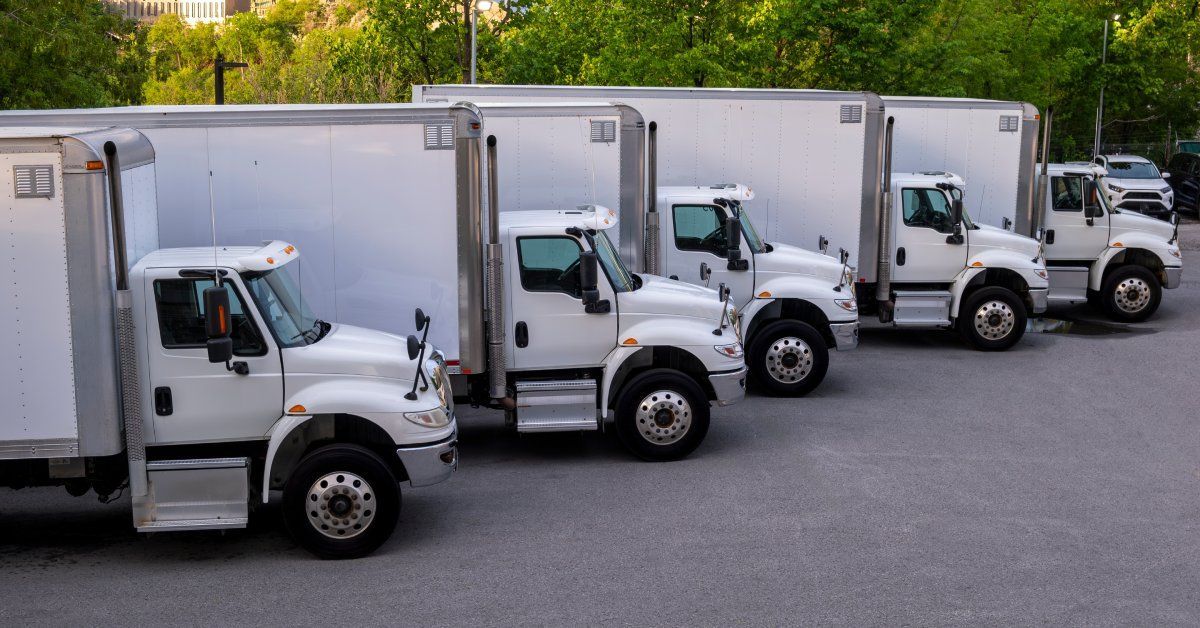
[[765, 336, 813, 384], [973, 300, 1016, 341], [306, 471, 375, 539], [1114, 277, 1152, 313], [636, 390, 692, 445]]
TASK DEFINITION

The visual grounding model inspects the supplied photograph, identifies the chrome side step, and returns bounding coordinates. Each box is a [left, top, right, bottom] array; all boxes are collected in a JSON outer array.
[[136, 457, 250, 533], [892, 290, 952, 326], [514, 379, 599, 433], [1047, 266, 1090, 303]]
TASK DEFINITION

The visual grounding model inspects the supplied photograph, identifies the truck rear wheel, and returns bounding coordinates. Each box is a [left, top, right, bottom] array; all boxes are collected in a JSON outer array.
[[747, 320, 828, 397], [957, 286, 1027, 351], [283, 444, 400, 560], [1100, 265, 1161, 322], [614, 369, 710, 462]]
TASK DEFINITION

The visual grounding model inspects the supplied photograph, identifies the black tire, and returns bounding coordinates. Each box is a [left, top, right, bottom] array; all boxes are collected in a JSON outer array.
[[747, 319, 829, 397], [1100, 265, 1161, 322], [957, 286, 1028, 351], [614, 368, 710, 462], [282, 444, 400, 560]]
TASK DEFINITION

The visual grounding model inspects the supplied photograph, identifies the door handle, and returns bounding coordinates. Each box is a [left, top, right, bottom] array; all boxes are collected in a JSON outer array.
[[896, 247, 906, 266], [1045, 229, 1055, 244], [154, 386, 173, 416], [515, 321, 528, 348]]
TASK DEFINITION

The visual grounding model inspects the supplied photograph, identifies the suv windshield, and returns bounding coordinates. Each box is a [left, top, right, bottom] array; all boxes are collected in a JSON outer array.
[[243, 266, 325, 347], [591, 230, 635, 292], [1105, 160, 1161, 179], [734, 203, 765, 253]]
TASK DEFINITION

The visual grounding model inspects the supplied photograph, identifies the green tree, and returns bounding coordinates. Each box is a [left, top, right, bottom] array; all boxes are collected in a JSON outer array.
[[0, 0, 144, 108]]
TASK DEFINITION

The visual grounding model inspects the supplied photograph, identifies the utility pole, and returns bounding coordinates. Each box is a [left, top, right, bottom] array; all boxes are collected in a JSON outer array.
[[1093, 15, 1119, 159], [215, 53, 248, 105]]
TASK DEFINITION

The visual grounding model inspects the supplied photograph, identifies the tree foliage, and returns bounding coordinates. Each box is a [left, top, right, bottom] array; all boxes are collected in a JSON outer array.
[[2, 0, 1198, 160]]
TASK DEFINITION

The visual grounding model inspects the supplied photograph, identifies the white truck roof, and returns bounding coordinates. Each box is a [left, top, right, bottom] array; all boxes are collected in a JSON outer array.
[[134, 241, 299, 274]]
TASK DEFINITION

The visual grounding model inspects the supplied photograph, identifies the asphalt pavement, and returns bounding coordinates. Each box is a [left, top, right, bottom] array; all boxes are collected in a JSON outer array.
[[2, 222, 1198, 626]]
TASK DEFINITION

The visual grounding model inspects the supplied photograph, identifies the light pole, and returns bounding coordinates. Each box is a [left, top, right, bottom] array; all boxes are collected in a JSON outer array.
[[214, 53, 248, 105], [1093, 14, 1120, 158], [470, 0, 493, 84]]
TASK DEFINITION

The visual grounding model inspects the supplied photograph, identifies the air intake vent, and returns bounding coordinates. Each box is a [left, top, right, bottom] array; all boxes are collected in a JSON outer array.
[[839, 105, 863, 124], [590, 120, 616, 143], [424, 123, 454, 150], [13, 165, 54, 198], [999, 115, 1019, 132]]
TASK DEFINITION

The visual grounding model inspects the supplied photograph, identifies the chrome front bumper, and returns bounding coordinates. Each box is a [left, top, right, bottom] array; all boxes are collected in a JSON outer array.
[[396, 428, 458, 487], [829, 321, 859, 351], [1028, 287, 1049, 314], [708, 367, 748, 407], [1165, 266, 1182, 289]]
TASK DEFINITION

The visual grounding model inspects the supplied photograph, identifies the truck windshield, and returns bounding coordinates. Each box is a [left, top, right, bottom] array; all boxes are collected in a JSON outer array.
[[243, 266, 325, 347], [734, 204, 765, 253], [592, 230, 635, 292]]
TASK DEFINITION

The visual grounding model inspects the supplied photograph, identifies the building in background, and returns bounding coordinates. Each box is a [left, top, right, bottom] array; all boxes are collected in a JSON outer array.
[[252, 0, 276, 15], [103, 0, 251, 24]]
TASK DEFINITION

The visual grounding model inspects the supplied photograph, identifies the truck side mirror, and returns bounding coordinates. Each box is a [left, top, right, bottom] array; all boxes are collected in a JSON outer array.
[[203, 286, 234, 364], [951, 198, 964, 226], [415, 307, 427, 331], [407, 334, 421, 360], [725, 217, 749, 271], [579, 250, 610, 314]]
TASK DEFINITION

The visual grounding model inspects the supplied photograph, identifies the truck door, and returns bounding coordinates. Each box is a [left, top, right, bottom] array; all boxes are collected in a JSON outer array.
[[664, 203, 755, 305], [890, 186, 968, 283], [506, 230, 619, 370], [143, 269, 284, 444], [1043, 176, 1110, 261]]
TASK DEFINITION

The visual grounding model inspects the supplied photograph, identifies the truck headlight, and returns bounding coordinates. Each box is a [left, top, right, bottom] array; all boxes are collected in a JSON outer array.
[[1169, 246, 1181, 259], [834, 298, 857, 312], [404, 407, 450, 428], [1034, 269, 1049, 280], [713, 343, 743, 359]]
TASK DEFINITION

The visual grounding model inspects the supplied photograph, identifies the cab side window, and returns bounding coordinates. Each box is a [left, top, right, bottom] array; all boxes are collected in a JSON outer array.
[[517, 236, 584, 298], [154, 278, 266, 356], [673, 205, 727, 255], [1051, 176, 1083, 211], [901, 188, 955, 233]]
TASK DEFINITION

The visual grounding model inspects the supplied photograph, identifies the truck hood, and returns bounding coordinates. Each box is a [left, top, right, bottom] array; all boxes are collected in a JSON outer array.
[[758, 242, 844, 282], [281, 323, 419, 383], [969, 224, 1040, 260], [1104, 177, 1169, 192], [1110, 209, 1175, 240], [626, 274, 730, 322]]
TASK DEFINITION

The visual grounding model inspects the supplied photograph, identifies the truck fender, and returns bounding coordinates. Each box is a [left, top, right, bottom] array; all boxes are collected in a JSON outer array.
[[284, 376, 421, 425], [948, 267, 987, 319], [747, 275, 850, 320], [261, 415, 313, 504], [599, 346, 642, 418], [1090, 236, 1174, 291]]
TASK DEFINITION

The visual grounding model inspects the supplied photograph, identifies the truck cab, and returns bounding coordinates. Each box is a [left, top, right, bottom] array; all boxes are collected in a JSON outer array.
[[1040, 163, 1182, 321], [493, 206, 747, 460], [869, 171, 1049, 350], [655, 184, 857, 396]]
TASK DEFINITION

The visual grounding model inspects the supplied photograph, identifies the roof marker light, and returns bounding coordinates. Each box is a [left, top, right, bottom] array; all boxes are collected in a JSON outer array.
[[288, 404, 307, 414]]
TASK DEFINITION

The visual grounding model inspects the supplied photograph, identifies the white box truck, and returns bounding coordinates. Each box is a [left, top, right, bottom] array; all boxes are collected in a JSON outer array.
[[0, 104, 747, 461], [0, 127, 458, 559], [413, 86, 1049, 351], [883, 98, 1182, 321], [415, 88, 861, 397]]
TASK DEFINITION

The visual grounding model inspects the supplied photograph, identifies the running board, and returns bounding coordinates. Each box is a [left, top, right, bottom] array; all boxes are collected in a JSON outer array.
[[1047, 266, 1090, 303], [136, 457, 250, 533], [892, 290, 952, 326], [514, 379, 599, 433]]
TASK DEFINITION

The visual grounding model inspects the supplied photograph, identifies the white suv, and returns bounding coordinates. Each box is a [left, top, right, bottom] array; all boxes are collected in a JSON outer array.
[[1094, 154, 1174, 218]]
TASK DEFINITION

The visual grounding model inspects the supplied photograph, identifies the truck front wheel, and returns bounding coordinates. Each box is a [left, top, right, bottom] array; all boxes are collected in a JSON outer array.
[[282, 444, 400, 560], [1100, 265, 1161, 322], [614, 369, 710, 462], [747, 320, 828, 397], [957, 286, 1027, 351]]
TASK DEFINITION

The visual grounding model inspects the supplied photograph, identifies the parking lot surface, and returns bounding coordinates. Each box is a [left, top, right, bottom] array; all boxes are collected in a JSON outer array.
[[2, 222, 1198, 626]]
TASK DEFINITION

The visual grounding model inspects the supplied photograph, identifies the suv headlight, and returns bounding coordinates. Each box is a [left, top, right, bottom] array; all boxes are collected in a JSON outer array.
[[1107, 183, 1126, 193], [404, 407, 450, 428]]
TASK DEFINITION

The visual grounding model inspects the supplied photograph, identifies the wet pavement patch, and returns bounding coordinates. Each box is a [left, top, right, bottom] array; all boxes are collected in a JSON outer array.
[[1027, 317, 1155, 336]]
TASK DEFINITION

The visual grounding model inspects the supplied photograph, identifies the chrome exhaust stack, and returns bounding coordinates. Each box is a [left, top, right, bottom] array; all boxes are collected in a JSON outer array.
[[875, 116, 896, 321], [645, 120, 660, 275], [484, 135, 510, 405]]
